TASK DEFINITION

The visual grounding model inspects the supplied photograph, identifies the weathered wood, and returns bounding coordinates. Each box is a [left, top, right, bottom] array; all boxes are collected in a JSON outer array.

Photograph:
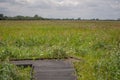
[[11, 60, 77, 80]]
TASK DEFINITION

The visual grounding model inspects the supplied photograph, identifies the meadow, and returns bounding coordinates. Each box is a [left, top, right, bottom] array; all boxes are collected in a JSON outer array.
[[0, 20, 120, 80]]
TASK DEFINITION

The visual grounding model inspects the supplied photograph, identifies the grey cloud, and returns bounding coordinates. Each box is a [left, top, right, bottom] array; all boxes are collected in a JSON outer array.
[[0, 0, 8, 2], [0, 7, 8, 12], [0, 0, 120, 19], [27, 1, 53, 9], [0, 0, 15, 3]]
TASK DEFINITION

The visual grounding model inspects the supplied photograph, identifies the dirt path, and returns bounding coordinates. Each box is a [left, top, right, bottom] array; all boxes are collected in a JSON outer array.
[[11, 60, 77, 80]]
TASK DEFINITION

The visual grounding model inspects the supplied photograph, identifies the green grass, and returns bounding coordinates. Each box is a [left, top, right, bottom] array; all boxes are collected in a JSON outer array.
[[0, 61, 31, 80], [17, 66, 32, 80], [0, 20, 120, 80]]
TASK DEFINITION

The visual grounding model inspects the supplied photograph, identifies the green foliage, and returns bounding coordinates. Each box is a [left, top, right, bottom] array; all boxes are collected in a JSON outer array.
[[0, 48, 12, 61], [0, 62, 19, 80], [0, 41, 6, 46], [50, 48, 68, 59], [0, 61, 31, 80], [94, 42, 120, 80], [74, 41, 120, 80]]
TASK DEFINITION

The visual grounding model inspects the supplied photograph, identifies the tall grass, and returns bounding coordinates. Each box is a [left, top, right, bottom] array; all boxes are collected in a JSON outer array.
[[0, 20, 120, 80], [0, 61, 31, 80]]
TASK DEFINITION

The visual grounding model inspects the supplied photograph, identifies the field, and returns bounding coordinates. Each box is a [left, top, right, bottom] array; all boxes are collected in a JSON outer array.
[[0, 20, 120, 80]]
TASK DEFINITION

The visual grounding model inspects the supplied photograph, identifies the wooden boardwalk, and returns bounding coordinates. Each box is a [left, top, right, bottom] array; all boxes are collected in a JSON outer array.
[[11, 60, 77, 80]]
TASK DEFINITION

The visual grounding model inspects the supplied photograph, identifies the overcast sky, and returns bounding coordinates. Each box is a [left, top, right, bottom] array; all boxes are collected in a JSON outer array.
[[0, 0, 120, 19]]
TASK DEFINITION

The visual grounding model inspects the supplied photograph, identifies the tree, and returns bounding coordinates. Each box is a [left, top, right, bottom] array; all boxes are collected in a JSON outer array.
[[34, 14, 39, 18], [0, 14, 4, 20], [77, 17, 81, 20], [34, 14, 44, 20], [34, 14, 39, 20], [14, 15, 25, 20], [117, 18, 120, 21]]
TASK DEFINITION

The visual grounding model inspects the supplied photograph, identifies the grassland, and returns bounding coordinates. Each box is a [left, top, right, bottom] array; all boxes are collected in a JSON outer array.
[[0, 20, 120, 80]]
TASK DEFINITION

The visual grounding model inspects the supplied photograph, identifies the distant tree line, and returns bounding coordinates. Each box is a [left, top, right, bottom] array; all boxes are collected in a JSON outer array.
[[0, 14, 45, 20], [0, 14, 120, 21]]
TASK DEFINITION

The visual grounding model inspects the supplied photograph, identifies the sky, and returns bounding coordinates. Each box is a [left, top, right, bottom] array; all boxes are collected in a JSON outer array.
[[0, 0, 120, 19]]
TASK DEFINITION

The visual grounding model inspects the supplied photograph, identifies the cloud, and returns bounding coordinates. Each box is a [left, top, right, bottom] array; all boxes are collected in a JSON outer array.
[[0, 0, 8, 2], [0, 0, 120, 19]]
